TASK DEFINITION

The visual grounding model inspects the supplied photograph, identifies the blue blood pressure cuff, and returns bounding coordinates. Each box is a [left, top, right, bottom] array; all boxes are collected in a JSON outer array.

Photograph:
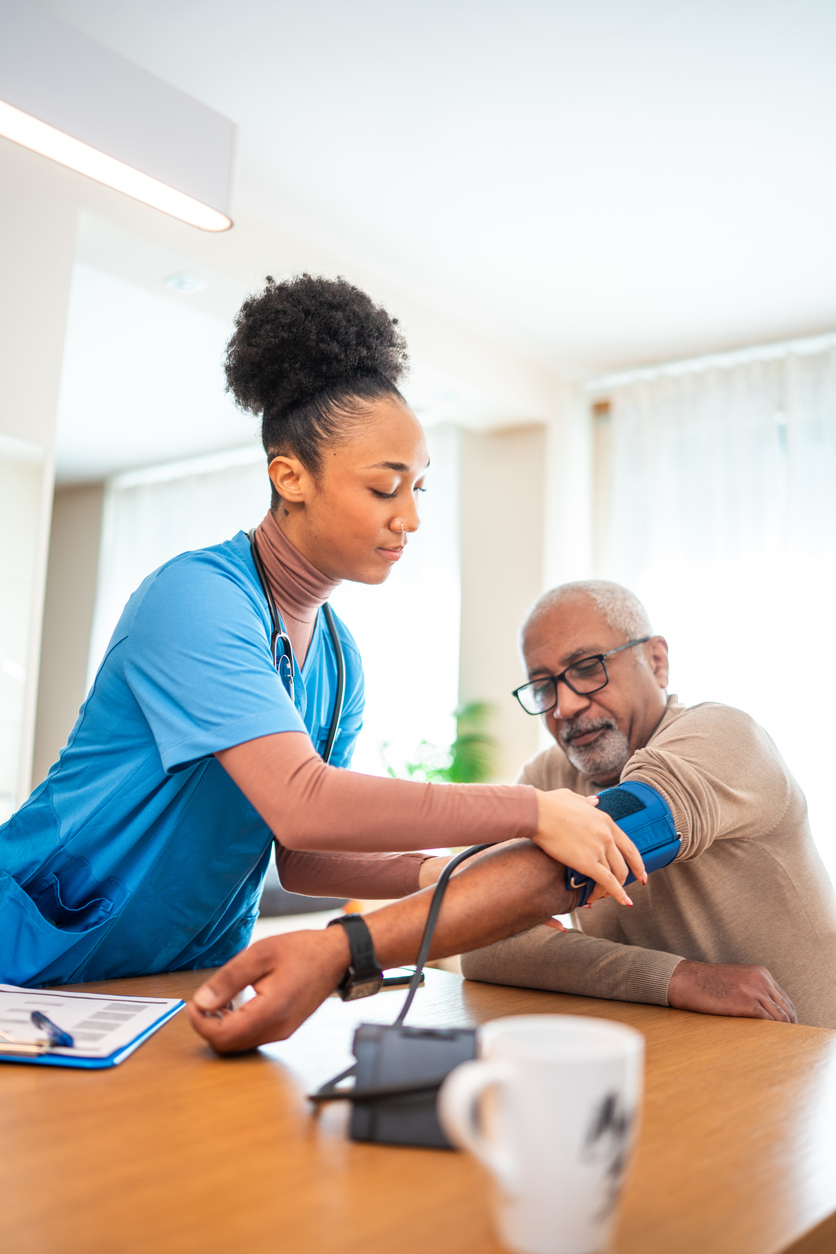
[[566, 780, 680, 907]]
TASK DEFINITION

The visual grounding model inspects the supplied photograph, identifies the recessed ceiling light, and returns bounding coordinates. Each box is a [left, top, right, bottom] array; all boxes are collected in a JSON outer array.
[[163, 271, 208, 294]]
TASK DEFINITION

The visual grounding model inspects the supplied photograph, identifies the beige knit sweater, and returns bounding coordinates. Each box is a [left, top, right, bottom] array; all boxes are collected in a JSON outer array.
[[461, 697, 836, 1029]]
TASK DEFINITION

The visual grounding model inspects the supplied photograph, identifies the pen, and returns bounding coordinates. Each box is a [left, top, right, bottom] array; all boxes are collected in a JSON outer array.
[[31, 1011, 74, 1048]]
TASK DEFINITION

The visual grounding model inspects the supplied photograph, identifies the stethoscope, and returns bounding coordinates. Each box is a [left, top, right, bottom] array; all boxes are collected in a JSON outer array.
[[248, 529, 345, 765]]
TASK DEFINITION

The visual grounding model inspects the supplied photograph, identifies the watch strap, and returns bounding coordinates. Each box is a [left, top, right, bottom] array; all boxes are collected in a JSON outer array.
[[328, 914, 383, 994]]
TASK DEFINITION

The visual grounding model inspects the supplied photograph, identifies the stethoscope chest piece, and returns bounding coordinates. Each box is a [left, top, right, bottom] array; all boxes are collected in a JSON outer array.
[[270, 628, 295, 703]]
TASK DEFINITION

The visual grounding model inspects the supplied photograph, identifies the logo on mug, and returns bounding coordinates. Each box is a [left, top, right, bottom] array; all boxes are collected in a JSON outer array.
[[581, 1091, 636, 1219]]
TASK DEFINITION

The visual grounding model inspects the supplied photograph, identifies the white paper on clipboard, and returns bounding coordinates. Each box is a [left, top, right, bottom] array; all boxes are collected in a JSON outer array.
[[0, 984, 183, 1060]]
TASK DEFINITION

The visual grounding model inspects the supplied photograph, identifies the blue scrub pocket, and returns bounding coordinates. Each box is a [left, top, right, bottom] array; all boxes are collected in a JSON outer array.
[[26, 853, 127, 932], [0, 869, 122, 987]]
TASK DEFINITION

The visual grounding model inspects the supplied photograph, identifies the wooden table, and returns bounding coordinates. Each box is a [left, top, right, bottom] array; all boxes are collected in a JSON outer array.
[[2, 968, 836, 1254]]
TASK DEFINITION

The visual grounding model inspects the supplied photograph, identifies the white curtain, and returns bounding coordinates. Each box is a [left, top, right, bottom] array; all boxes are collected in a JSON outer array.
[[595, 336, 836, 880], [88, 447, 270, 686], [89, 426, 461, 778]]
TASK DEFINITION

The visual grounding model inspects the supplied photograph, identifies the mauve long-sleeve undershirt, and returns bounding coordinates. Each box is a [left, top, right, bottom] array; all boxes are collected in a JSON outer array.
[[231, 515, 540, 899], [229, 728, 539, 896]]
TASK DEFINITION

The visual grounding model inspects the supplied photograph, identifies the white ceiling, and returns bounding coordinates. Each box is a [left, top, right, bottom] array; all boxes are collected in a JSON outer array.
[[37, 0, 836, 376], [55, 213, 507, 482]]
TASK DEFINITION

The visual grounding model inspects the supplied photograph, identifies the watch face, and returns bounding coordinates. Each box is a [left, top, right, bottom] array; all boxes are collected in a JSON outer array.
[[342, 977, 384, 1001]]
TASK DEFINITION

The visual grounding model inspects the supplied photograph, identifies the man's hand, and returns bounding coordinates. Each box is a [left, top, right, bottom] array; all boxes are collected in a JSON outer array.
[[188, 927, 350, 1054], [667, 959, 798, 1023], [189, 839, 583, 1054]]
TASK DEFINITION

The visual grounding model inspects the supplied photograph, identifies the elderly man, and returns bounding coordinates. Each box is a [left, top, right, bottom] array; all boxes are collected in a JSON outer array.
[[461, 581, 836, 1030]]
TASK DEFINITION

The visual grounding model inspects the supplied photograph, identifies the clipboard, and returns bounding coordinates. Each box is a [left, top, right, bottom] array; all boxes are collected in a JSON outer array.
[[0, 984, 184, 1069]]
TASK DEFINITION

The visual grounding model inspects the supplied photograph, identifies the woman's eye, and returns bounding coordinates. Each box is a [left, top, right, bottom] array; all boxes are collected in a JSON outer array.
[[414, 486, 426, 494], [371, 489, 397, 499]]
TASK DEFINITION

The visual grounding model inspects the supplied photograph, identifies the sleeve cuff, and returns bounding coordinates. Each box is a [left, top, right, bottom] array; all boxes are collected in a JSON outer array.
[[518, 785, 540, 838], [626, 948, 686, 1005], [162, 713, 308, 773]]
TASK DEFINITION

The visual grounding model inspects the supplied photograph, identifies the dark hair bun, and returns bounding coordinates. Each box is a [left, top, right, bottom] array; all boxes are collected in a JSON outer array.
[[224, 273, 408, 418]]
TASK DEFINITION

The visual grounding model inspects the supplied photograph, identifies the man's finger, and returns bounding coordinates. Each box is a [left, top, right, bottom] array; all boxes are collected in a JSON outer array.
[[189, 987, 290, 1053], [192, 943, 276, 1011], [768, 982, 798, 1024]]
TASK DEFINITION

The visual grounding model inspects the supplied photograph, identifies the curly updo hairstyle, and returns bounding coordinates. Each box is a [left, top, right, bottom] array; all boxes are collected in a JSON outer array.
[[224, 274, 409, 499]]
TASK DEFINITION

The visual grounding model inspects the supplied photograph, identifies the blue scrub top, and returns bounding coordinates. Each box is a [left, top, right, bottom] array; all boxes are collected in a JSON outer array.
[[0, 531, 364, 987]]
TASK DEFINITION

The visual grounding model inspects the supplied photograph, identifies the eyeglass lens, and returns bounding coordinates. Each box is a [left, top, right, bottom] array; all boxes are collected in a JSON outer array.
[[518, 656, 608, 714]]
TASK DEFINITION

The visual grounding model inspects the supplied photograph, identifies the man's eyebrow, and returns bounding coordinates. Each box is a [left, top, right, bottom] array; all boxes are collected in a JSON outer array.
[[365, 459, 431, 471], [527, 645, 604, 677]]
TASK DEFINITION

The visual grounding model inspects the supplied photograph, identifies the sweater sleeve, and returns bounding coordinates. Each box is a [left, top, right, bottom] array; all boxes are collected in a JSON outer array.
[[623, 703, 793, 862], [461, 923, 685, 1006], [275, 846, 427, 899]]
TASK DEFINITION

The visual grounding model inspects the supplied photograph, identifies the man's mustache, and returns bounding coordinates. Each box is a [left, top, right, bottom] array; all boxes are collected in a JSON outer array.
[[558, 717, 617, 747]]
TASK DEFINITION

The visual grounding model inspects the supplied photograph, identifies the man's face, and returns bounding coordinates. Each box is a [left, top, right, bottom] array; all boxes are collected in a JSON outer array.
[[521, 594, 670, 786]]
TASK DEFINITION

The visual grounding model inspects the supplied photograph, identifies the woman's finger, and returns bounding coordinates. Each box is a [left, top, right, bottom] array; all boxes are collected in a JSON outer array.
[[601, 837, 629, 886], [589, 863, 634, 907], [613, 829, 646, 884]]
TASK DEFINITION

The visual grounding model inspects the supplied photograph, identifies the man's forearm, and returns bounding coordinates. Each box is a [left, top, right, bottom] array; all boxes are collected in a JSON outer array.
[[189, 839, 580, 1052], [461, 926, 683, 1006], [363, 839, 579, 965]]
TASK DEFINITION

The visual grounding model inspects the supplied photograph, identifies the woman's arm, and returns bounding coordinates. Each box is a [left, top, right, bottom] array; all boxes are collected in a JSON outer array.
[[188, 838, 579, 1053], [217, 732, 642, 904], [275, 844, 434, 899]]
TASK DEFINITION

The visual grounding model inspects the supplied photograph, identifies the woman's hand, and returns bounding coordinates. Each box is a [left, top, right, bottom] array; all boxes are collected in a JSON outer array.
[[533, 788, 646, 907]]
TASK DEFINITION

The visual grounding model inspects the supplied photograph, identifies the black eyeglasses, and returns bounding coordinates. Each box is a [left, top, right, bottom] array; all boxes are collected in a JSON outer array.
[[512, 638, 651, 716]]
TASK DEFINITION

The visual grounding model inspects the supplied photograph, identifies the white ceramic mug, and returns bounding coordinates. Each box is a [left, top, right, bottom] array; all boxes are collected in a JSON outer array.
[[438, 1015, 644, 1254]]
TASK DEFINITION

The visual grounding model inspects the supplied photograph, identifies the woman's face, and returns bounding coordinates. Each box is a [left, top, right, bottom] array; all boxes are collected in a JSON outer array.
[[268, 396, 430, 583]]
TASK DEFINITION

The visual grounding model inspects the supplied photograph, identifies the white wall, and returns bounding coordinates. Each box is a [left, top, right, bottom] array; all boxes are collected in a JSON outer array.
[[32, 482, 104, 786], [458, 424, 547, 782], [0, 140, 77, 810], [0, 439, 45, 820]]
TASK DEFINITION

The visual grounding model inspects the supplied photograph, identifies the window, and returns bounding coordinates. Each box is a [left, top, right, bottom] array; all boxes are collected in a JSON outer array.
[[591, 334, 836, 880]]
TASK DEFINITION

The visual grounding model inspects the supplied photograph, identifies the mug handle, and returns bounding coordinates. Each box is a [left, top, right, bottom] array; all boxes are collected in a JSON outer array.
[[438, 1059, 520, 1195]]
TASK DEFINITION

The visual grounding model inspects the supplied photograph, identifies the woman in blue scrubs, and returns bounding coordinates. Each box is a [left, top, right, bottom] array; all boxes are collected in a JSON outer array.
[[0, 276, 639, 988]]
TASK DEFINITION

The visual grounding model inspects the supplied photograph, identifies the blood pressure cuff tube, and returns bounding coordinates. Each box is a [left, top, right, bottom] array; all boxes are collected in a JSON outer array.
[[566, 780, 681, 907]]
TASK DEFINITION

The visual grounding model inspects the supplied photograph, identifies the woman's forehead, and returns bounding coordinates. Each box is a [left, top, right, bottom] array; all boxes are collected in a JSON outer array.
[[350, 398, 429, 470]]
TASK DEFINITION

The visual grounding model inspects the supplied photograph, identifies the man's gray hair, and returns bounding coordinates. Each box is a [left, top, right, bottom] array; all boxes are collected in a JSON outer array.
[[522, 580, 653, 643]]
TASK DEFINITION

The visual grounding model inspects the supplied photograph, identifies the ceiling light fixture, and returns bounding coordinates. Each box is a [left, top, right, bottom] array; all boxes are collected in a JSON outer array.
[[163, 271, 208, 293], [0, 100, 231, 232], [0, 1, 236, 232]]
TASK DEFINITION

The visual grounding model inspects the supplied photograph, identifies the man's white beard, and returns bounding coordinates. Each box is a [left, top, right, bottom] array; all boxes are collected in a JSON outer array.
[[562, 724, 631, 781]]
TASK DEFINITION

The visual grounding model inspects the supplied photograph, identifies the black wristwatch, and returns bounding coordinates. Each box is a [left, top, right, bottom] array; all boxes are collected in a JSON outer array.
[[327, 914, 384, 1001]]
